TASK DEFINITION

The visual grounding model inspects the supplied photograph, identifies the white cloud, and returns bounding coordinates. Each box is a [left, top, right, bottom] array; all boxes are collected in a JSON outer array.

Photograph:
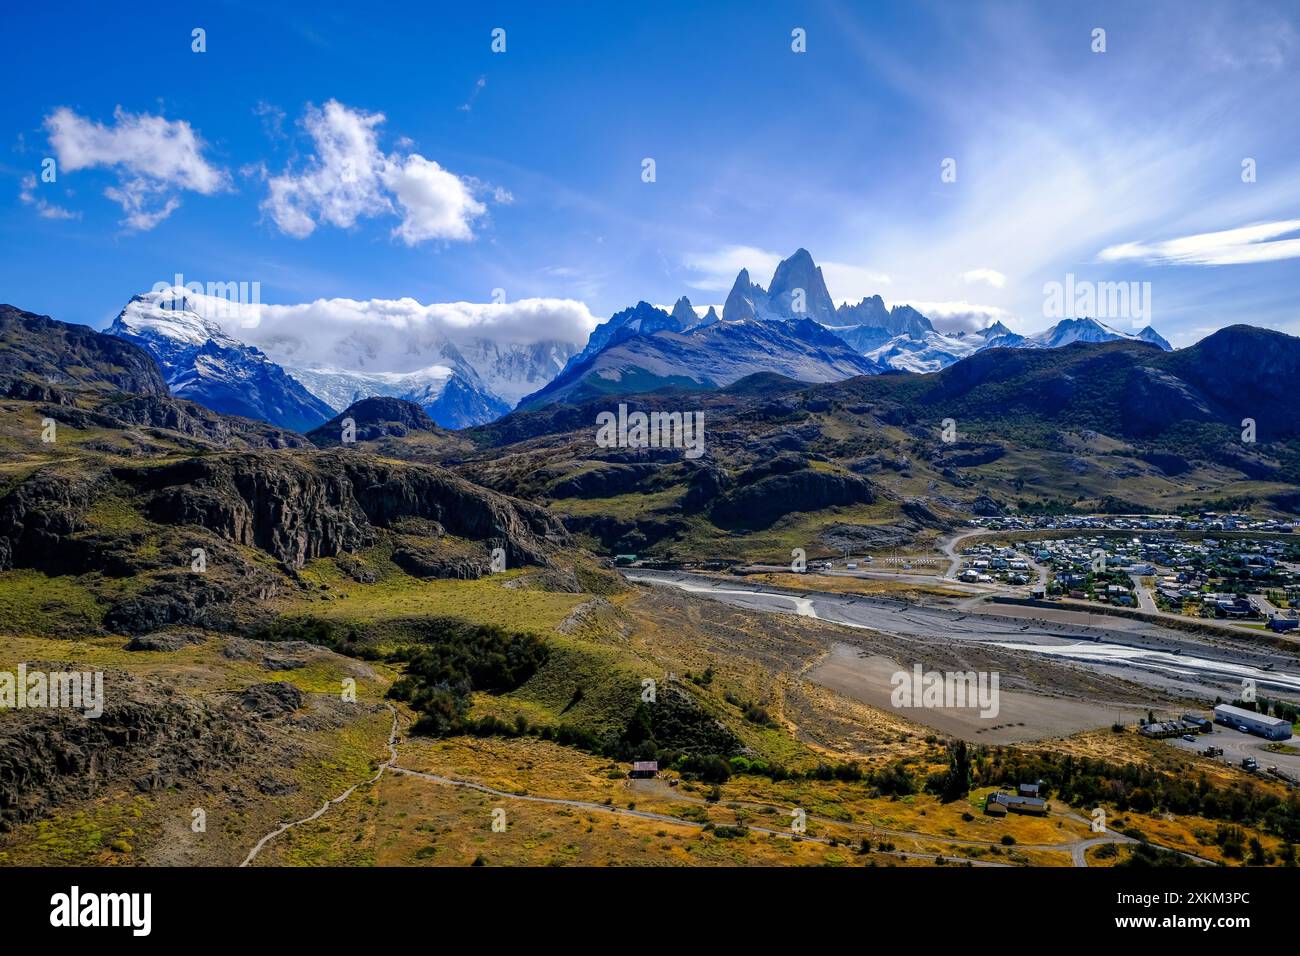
[[892, 299, 1014, 334], [1098, 219, 1300, 266], [253, 101, 287, 141], [961, 268, 1006, 288], [262, 99, 498, 245], [460, 75, 486, 112], [18, 173, 80, 220], [263, 100, 391, 238], [43, 106, 227, 229], [149, 288, 599, 373], [384, 155, 486, 244]]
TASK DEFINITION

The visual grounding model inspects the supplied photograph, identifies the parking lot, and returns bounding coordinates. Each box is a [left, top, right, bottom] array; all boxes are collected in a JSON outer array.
[[1167, 727, 1300, 784]]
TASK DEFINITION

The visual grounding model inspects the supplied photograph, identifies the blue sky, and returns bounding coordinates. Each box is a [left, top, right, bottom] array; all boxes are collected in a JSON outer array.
[[2, 0, 1299, 349]]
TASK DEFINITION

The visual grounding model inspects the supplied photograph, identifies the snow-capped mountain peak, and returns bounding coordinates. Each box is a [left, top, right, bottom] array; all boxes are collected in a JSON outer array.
[[1026, 316, 1172, 351], [766, 247, 836, 322], [113, 290, 243, 354], [108, 290, 336, 432]]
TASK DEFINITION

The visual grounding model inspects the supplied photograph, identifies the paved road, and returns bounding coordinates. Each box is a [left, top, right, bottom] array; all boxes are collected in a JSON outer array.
[[1130, 574, 1158, 613], [940, 529, 990, 580]]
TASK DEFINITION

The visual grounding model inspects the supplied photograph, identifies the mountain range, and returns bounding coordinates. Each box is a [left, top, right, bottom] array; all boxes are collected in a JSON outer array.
[[101, 251, 1176, 433], [519, 301, 885, 409], [108, 289, 574, 431], [525, 248, 1175, 399]]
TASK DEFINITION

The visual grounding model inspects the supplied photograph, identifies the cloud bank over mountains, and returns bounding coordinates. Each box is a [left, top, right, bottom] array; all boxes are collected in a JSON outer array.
[[135, 287, 598, 373]]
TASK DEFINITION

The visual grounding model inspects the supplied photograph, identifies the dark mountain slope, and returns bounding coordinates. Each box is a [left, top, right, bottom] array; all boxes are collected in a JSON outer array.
[[816, 329, 1300, 442], [0, 304, 167, 399]]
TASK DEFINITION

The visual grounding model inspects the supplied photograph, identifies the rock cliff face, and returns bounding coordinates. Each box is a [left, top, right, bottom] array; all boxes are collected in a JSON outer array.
[[0, 471, 105, 574], [709, 462, 877, 529], [0, 447, 569, 632], [116, 452, 567, 570], [548, 462, 659, 499]]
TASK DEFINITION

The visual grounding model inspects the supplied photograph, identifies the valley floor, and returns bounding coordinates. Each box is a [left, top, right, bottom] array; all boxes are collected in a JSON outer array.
[[3, 570, 1296, 867]]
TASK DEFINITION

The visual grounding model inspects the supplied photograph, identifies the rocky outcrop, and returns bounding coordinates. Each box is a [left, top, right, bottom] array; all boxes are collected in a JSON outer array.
[[932, 441, 1005, 469], [0, 471, 103, 573], [735, 453, 808, 485], [96, 396, 308, 448], [124, 630, 209, 652], [38, 396, 308, 450], [900, 499, 949, 529], [680, 462, 733, 511], [240, 682, 304, 717], [0, 672, 257, 830], [711, 468, 877, 530], [549, 463, 659, 499], [104, 575, 259, 634], [816, 523, 914, 551], [848, 453, 911, 475], [561, 513, 688, 553]]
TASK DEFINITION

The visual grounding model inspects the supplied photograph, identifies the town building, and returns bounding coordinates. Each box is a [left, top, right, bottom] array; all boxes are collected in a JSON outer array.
[[1213, 704, 1293, 741]]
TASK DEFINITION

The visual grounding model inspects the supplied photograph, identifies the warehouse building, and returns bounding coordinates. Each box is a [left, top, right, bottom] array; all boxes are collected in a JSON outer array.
[[1213, 704, 1293, 741]]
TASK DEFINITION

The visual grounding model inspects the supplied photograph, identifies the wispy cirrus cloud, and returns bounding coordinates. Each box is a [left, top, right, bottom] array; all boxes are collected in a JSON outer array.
[[1098, 220, 1300, 266], [18, 173, 79, 220], [682, 245, 782, 291], [43, 106, 228, 229]]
